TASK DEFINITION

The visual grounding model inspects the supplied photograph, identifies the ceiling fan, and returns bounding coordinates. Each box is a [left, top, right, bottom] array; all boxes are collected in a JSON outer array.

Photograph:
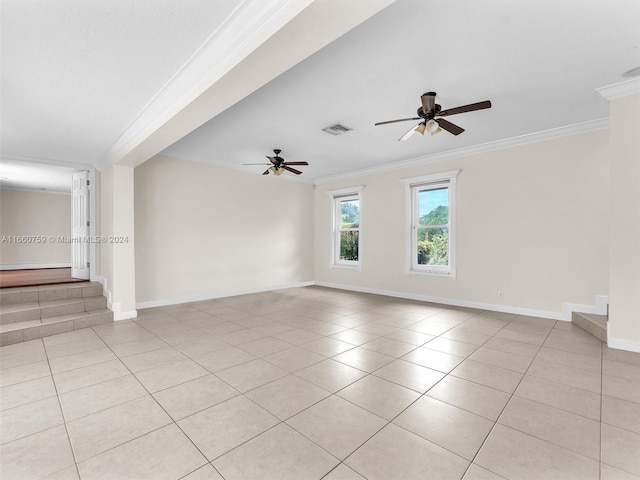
[[243, 149, 309, 176], [375, 91, 491, 141]]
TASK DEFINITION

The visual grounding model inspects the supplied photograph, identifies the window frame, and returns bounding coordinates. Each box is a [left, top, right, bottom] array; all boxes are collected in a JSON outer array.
[[402, 170, 460, 278], [328, 186, 363, 270]]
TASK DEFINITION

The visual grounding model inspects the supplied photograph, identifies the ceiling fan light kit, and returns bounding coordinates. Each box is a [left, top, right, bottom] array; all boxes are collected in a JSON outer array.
[[375, 91, 492, 141], [243, 149, 309, 177]]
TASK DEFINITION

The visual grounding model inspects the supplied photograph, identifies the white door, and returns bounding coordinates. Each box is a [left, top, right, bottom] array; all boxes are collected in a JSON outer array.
[[71, 171, 90, 279]]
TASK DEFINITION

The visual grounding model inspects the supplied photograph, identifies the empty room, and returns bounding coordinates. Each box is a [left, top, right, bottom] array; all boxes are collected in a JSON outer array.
[[1, 0, 639, 479]]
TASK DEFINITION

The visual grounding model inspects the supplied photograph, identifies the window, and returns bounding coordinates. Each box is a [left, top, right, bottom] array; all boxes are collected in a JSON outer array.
[[329, 186, 363, 268], [403, 170, 459, 277]]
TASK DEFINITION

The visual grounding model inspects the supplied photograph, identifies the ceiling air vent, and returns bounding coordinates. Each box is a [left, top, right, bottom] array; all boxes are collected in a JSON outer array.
[[322, 123, 353, 135]]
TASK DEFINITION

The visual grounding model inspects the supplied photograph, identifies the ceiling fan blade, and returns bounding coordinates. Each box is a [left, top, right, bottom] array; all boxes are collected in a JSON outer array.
[[398, 123, 421, 142], [282, 166, 303, 175], [436, 118, 465, 135], [375, 117, 421, 126], [282, 161, 308, 166], [421, 92, 436, 115], [438, 100, 491, 117], [262, 169, 271, 175]]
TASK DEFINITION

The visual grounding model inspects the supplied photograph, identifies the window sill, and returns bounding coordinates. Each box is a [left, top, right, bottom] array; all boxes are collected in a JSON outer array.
[[332, 263, 361, 271], [407, 269, 456, 279]]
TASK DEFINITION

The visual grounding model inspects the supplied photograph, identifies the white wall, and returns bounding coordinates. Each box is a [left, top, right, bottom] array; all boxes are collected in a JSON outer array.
[[315, 130, 610, 317], [607, 91, 640, 351], [0, 189, 71, 268], [134, 154, 314, 306]]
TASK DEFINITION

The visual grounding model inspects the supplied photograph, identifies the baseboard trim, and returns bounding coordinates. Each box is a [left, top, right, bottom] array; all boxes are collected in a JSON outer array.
[[0, 263, 72, 270], [607, 337, 640, 353], [315, 281, 608, 322], [136, 280, 316, 310]]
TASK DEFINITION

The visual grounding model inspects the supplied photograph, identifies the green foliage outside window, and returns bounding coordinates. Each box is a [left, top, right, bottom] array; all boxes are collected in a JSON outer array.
[[417, 205, 448, 266], [340, 200, 359, 261]]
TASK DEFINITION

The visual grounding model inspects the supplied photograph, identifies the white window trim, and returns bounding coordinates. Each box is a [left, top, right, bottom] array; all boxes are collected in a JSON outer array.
[[401, 170, 460, 279], [327, 186, 364, 270]]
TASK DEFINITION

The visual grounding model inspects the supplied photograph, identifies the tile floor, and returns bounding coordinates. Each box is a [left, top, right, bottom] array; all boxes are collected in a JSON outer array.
[[1, 286, 639, 480]]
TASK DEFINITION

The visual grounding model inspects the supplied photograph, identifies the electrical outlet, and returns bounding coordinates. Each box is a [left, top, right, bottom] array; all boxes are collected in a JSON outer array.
[[498, 291, 504, 299]]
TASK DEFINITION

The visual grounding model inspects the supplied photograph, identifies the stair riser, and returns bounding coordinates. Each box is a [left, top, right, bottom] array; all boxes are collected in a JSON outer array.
[[0, 311, 113, 346], [572, 314, 607, 343], [0, 309, 41, 325], [0, 285, 104, 305], [1, 297, 109, 323]]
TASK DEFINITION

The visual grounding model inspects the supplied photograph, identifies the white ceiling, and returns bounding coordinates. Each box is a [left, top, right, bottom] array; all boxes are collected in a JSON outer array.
[[0, 159, 77, 194], [1, 0, 639, 186]]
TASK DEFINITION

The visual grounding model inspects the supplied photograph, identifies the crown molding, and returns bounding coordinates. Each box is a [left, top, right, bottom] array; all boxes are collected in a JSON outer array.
[[314, 118, 609, 185], [97, 0, 313, 171], [597, 78, 640, 100]]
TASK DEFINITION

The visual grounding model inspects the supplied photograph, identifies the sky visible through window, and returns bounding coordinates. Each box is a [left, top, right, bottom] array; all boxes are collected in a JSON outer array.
[[419, 188, 448, 219]]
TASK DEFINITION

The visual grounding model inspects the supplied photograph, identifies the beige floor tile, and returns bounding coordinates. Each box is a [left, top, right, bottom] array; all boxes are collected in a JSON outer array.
[[604, 359, 640, 382], [527, 358, 601, 393], [383, 328, 433, 346], [603, 347, 640, 367], [53, 359, 129, 394], [450, 359, 523, 394], [262, 346, 325, 372], [481, 337, 539, 358], [498, 396, 600, 459], [1, 338, 44, 357], [333, 347, 395, 373], [337, 375, 420, 420], [494, 329, 546, 346], [135, 358, 209, 393], [0, 425, 75, 480], [535, 346, 602, 373], [330, 329, 379, 346], [427, 375, 510, 420], [546, 328, 602, 346], [178, 395, 279, 460], [601, 424, 640, 476], [323, 464, 367, 479], [503, 321, 552, 337], [302, 337, 355, 357], [0, 396, 64, 444], [77, 423, 207, 480], [600, 463, 640, 480], [0, 360, 51, 387], [45, 337, 107, 360], [153, 374, 239, 420], [603, 395, 640, 433], [468, 347, 533, 373], [237, 337, 292, 357], [215, 359, 287, 392], [120, 346, 187, 373], [213, 423, 338, 480], [603, 375, 640, 404], [59, 374, 147, 421], [194, 346, 255, 372], [250, 321, 296, 336], [0, 347, 48, 369], [66, 395, 171, 462], [514, 375, 601, 421], [442, 328, 492, 346], [273, 328, 324, 345], [462, 464, 507, 479], [42, 465, 80, 480], [475, 424, 598, 480], [361, 337, 416, 357], [181, 464, 224, 479], [0, 375, 56, 411], [43, 328, 98, 347], [543, 336, 602, 357], [423, 337, 479, 357], [287, 395, 386, 460], [110, 336, 169, 358], [374, 359, 445, 393], [394, 396, 494, 460], [295, 359, 367, 392], [48, 348, 117, 375], [218, 329, 268, 346], [402, 347, 464, 373], [245, 374, 330, 420], [345, 423, 469, 480]]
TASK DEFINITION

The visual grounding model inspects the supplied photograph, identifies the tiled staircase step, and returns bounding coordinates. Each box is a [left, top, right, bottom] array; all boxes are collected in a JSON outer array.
[[0, 294, 107, 324], [0, 282, 102, 305], [572, 312, 607, 343], [0, 308, 113, 346]]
